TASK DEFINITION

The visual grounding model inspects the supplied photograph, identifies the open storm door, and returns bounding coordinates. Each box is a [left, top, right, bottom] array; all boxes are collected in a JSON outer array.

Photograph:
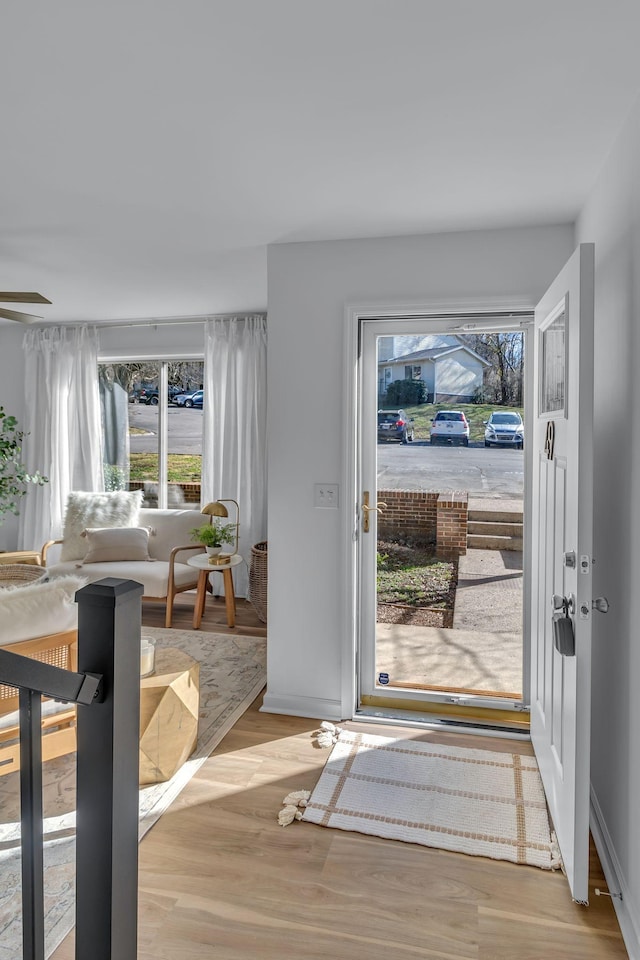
[[530, 243, 595, 903]]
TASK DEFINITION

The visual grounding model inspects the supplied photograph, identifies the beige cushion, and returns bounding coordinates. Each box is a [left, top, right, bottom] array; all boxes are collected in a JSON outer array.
[[138, 508, 202, 562], [81, 526, 152, 563], [0, 574, 86, 646], [60, 490, 143, 561]]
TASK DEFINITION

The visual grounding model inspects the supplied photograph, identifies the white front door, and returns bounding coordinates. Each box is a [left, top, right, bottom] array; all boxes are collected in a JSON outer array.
[[530, 243, 595, 903]]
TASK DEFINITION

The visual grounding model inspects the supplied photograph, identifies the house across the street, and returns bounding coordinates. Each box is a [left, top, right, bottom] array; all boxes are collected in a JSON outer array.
[[378, 334, 491, 403]]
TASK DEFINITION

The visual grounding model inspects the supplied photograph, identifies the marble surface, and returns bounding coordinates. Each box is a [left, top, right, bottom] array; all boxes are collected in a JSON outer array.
[[0, 627, 266, 959]]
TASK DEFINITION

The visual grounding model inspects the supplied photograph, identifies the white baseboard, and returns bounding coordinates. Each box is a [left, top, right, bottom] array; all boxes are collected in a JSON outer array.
[[590, 785, 639, 960], [260, 691, 344, 721]]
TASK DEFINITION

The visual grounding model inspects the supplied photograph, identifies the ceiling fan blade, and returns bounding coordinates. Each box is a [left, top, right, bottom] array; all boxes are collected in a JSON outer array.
[[0, 307, 43, 324], [0, 292, 52, 304]]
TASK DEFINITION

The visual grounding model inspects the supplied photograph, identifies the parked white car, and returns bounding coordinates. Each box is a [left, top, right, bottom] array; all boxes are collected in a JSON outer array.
[[484, 411, 524, 448], [430, 410, 469, 446]]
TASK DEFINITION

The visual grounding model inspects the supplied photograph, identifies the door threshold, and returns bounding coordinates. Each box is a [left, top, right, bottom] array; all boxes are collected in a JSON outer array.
[[354, 704, 531, 741]]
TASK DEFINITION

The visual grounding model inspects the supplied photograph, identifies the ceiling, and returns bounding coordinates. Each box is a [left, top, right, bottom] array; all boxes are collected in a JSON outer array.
[[2, 0, 640, 324]]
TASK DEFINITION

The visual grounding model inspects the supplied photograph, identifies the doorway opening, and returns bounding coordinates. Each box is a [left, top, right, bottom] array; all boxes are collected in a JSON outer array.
[[356, 313, 532, 731]]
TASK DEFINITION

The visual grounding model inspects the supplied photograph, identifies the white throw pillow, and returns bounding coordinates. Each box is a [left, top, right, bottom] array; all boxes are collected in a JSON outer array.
[[60, 490, 143, 561], [0, 574, 87, 645], [81, 526, 153, 563]]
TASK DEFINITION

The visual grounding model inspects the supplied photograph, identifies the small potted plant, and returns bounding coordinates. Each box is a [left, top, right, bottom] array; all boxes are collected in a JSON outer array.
[[190, 520, 236, 557]]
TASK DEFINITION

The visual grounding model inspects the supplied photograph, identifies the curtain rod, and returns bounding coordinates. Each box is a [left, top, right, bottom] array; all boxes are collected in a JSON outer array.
[[96, 312, 266, 331], [33, 312, 267, 331]]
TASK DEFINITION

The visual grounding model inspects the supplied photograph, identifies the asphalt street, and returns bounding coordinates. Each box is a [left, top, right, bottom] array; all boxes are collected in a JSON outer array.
[[129, 403, 204, 454], [376, 439, 524, 497], [130, 405, 523, 497]]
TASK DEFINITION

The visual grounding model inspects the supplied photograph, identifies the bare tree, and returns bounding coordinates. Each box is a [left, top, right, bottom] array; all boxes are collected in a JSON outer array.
[[463, 333, 524, 405]]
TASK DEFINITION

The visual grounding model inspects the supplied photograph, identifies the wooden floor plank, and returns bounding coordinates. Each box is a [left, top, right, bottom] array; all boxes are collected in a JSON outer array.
[[142, 592, 267, 637], [50, 654, 627, 960]]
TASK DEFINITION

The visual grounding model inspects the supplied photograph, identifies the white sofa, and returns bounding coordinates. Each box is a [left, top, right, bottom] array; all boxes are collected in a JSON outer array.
[[43, 508, 204, 627]]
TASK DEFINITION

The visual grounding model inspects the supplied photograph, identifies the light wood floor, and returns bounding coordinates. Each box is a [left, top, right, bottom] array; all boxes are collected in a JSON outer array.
[[51, 689, 627, 959], [142, 591, 267, 638]]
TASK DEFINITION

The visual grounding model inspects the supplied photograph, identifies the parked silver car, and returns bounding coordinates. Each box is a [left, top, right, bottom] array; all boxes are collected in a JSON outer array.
[[484, 411, 524, 448]]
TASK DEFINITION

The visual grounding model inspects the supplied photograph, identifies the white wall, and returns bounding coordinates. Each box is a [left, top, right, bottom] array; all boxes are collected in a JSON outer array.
[[576, 93, 640, 957], [436, 352, 483, 397], [264, 224, 574, 719], [0, 324, 31, 550]]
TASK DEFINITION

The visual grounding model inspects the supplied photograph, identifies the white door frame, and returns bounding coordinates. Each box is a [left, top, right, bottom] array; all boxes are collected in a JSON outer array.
[[340, 297, 535, 720]]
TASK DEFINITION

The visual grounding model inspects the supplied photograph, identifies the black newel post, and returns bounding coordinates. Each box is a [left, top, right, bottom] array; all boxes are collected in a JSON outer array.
[[74, 578, 143, 960]]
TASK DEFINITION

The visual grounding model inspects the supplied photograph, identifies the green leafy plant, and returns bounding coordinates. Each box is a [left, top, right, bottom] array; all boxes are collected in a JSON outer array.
[[0, 407, 48, 524], [189, 520, 235, 548], [384, 378, 428, 405]]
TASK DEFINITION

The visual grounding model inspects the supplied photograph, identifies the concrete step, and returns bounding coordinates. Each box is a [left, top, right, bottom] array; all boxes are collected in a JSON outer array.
[[468, 520, 523, 537], [468, 508, 523, 524], [467, 534, 524, 552]]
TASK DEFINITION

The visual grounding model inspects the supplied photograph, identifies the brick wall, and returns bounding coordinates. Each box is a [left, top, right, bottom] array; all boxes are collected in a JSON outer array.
[[377, 489, 439, 543], [436, 492, 468, 557], [377, 487, 468, 556]]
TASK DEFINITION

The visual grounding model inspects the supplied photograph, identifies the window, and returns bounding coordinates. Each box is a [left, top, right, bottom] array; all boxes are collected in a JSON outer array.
[[99, 359, 204, 509], [540, 297, 566, 416], [490, 413, 522, 425], [434, 411, 465, 422]]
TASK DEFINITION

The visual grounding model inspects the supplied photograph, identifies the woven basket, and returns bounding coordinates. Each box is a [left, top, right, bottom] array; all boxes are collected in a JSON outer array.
[[0, 564, 48, 589], [248, 541, 268, 623]]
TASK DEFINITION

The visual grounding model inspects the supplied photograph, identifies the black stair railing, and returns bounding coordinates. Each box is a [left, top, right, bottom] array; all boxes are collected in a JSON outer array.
[[0, 577, 144, 960]]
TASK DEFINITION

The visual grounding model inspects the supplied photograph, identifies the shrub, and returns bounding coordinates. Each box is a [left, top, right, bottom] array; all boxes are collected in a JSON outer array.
[[385, 379, 428, 405]]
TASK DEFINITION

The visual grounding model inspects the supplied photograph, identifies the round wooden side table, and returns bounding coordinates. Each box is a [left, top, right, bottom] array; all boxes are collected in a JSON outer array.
[[186, 553, 243, 629]]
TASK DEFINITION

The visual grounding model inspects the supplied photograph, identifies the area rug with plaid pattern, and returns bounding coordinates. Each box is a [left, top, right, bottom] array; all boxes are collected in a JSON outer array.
[[301, 729, 561, 870]]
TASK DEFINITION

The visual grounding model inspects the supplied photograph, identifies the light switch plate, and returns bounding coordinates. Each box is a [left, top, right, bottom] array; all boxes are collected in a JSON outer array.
[[314, 483, 339, 508]]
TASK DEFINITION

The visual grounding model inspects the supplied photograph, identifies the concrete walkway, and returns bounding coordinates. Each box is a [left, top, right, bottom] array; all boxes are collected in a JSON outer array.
[[453, 548, 523, 634], [375, 547, 524, 697]]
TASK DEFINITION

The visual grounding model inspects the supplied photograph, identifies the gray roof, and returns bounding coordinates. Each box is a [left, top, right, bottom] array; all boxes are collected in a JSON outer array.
[[379, 345, 491, 366]]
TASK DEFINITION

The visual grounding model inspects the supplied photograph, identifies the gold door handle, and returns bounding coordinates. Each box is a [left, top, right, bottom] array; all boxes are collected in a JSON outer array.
[[362, 491, 387, 533]]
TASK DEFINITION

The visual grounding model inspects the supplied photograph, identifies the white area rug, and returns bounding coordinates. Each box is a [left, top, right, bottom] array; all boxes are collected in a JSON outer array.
[[302, 729, 560, 870], [0, 627, 266, 959]]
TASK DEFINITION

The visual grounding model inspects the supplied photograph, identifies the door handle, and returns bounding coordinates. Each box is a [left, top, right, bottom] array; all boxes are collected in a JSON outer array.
[[552, 593, 575, 615], [362, 491, 386, 533]]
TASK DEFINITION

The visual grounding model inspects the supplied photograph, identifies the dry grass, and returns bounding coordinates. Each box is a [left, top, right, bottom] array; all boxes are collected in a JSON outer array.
[[377, 538, 457, 609]]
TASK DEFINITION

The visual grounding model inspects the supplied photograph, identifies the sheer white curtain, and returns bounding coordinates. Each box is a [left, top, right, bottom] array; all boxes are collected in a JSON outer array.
[[19, 325, 103, 550], [202, 316, 267, 598]]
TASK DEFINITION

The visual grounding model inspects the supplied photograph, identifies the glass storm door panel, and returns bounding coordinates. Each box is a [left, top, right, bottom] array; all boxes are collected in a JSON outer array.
[[358, 318, 527, 713]]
